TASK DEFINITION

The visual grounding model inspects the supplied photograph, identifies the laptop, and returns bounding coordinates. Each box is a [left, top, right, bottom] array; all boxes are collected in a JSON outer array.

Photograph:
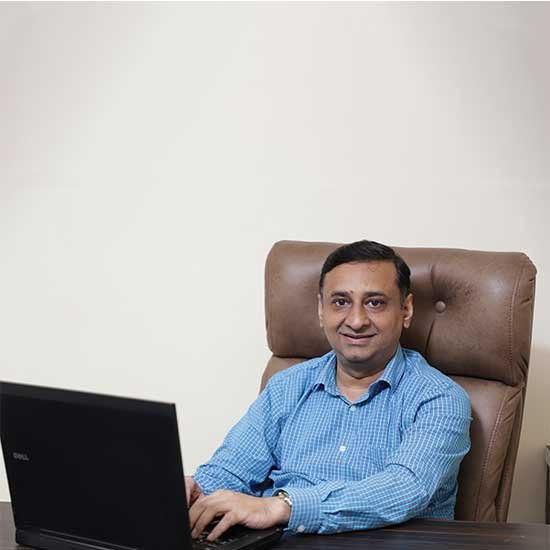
[[0, 381, 283, 550]]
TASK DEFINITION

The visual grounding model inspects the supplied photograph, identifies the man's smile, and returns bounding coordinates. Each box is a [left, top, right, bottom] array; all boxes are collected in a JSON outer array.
[[340, 333, 377, 344]]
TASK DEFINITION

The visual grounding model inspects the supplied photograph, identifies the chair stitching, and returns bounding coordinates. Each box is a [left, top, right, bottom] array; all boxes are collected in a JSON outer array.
[[494, 389, 523, 519], [474, 385, 510, 520], [424, 262, 436, 358], [508, 261, 525, 386]]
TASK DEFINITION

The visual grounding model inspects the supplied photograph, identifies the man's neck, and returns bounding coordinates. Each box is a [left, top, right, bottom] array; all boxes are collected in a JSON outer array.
[[336, 364, 385, 402], [335, 348, 397, 402]]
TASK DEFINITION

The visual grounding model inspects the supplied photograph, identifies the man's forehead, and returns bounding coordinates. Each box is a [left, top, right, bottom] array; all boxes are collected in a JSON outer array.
[[322, 261, 399, 292]]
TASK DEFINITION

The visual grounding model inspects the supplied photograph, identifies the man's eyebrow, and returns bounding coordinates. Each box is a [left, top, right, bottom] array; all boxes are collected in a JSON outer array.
[[363, 291, 389, 298], [329, 290, 351, 298], [329, 290, 389, 298]]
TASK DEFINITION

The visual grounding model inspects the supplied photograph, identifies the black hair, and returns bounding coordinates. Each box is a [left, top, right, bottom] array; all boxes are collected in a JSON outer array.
[[319, 240, 411, 304]]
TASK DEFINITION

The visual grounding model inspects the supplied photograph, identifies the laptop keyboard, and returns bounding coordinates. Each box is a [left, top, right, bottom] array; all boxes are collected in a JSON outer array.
[[192, 521, 255, 549]]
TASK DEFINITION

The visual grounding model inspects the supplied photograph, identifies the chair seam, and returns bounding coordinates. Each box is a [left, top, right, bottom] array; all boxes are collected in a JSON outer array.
[[508, 260, 525, 386], [494, 387, 523, 520], [424, 262, 436, 359], [474, 385, 510, 520]]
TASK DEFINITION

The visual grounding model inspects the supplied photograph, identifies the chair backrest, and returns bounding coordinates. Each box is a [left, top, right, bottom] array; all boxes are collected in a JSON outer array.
[[261, 240, 536, 522]]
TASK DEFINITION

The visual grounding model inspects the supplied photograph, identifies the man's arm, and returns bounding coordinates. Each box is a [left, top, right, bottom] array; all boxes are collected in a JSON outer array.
[[192, 374, 284, 496], [282, 384, 471, 534], [188, 375, 288, 541]]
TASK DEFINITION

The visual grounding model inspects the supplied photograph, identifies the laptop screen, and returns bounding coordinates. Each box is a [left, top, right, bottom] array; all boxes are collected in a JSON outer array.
[[0, 382, 191, 550]]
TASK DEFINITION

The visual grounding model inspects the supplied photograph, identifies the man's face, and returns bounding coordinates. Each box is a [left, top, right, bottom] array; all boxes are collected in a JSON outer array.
[[318, 260, 413, 373]]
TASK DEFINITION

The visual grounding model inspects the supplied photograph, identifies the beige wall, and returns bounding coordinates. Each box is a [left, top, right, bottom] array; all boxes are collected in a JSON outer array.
[[0, 2, 548, 522]]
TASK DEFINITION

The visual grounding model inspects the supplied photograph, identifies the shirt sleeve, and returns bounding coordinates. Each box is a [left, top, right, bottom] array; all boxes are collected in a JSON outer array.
[[284, 384, 472, 534], [193, 376, 284, 496]]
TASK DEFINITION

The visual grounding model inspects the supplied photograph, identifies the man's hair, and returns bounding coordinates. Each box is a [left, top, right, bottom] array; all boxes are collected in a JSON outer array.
[[319, 240, 411, 304]]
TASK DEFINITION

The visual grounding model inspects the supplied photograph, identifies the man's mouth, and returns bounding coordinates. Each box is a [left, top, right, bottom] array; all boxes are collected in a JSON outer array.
[[340, 333, 376, 344]]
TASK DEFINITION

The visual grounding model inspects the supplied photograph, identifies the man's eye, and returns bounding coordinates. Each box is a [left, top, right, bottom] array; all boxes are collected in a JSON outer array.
[[367, 299, 384, 308], [333, 299, 348, 307]]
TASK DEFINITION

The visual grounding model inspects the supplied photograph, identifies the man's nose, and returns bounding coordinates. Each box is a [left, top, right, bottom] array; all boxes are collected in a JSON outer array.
[[345, 305, 370, 331]]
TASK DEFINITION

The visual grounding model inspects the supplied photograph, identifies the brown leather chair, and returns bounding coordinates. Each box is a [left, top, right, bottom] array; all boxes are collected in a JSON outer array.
[[261, 240, 537, 522]]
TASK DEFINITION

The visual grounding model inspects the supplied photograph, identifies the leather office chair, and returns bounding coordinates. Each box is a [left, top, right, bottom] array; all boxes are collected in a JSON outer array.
[[261, 240, 537, 522]]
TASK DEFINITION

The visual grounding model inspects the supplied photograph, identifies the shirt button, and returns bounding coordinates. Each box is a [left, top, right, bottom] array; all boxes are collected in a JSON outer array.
[[339, 445, 347, 452], [350, 405, 357, 411], [297, 525, 305, 533]]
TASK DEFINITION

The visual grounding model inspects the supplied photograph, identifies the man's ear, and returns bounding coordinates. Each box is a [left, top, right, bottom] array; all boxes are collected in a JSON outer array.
[[318, 293, 324, 328], [402, 293, 413, 329]]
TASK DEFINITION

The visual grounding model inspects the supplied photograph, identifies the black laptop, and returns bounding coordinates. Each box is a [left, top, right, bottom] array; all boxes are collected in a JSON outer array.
[[0, 381, 283, 550]]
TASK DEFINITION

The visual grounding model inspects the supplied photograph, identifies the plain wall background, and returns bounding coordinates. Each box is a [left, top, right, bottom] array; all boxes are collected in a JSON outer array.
[[0, 2, 548, 522]]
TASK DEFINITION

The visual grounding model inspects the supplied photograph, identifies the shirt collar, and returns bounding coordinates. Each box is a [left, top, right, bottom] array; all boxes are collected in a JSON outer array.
[[311, 344, 407, 397], [375, 344, 406, 394], [311, 351, 339, 396]]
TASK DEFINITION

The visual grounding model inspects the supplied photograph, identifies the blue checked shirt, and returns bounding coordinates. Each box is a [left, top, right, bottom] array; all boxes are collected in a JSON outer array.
[[193, 345, 472, 534]]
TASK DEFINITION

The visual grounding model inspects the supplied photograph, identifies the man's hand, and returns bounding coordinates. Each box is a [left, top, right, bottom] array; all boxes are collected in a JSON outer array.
[[189, 489, 291, 541], [185, 476, 204, 507]]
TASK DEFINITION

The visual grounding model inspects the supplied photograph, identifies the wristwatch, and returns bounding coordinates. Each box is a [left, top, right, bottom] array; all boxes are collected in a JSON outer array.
[[274, 489, 293, 511]]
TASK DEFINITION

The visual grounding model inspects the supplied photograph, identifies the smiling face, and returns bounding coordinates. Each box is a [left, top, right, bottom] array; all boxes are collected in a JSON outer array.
[[318, 260, 413, 375]]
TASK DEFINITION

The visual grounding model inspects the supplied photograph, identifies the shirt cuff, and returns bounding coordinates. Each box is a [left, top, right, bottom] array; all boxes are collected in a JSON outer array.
[[284, 486, 322, 534], [192, 468, 220, 496]]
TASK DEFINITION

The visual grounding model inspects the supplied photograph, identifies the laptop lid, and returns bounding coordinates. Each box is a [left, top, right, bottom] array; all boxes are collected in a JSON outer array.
[[0, 381, 192, 550]]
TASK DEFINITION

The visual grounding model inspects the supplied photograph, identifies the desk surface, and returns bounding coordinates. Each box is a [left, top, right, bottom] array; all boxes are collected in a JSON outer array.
[[1, 502, 549, 550]]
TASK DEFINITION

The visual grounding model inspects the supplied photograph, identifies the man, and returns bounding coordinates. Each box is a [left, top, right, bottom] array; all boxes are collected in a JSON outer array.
[[186, 240, 472, 541]]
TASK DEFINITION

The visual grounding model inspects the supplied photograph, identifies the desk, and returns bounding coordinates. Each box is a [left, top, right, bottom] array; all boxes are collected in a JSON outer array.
[[1, 502, 549, 550], [274, 519, 550, 549]]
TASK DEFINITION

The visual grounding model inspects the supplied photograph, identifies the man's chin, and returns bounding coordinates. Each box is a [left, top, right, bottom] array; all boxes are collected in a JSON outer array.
[[340, 351, 374, 365]]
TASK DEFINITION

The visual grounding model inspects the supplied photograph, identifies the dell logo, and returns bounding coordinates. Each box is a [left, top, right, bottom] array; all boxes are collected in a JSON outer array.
[[13, 452, 30, 462]]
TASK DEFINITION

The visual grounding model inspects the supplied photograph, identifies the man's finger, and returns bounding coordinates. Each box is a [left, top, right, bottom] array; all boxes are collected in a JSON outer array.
[[188, 498, 206, 529], [191, 506, 220, 539], [207, 512, 238, 541], [190, 490, 228, 524], [185, 477, 197, 506]]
